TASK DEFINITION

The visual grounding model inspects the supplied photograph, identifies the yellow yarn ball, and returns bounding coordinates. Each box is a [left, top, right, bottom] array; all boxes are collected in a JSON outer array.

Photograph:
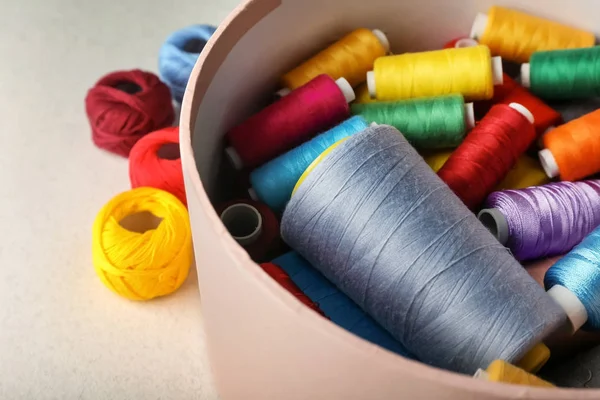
[[92, 187, 192, 301], [485, 360, 554, 388], [373, 46, 494, 101], [516, 343, 551, 374]]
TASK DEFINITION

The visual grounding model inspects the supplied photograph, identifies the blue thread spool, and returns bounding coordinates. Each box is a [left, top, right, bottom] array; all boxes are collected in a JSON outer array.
[[272, 251, 413, 357], [249, 116, 369, 212], [545, 225, 600, 334], [158, 24, 217, 103], [282, 124, 565, 374]]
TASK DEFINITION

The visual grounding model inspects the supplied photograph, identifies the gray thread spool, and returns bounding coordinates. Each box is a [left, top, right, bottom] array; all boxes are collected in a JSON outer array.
[[281, 125, 566, 374]]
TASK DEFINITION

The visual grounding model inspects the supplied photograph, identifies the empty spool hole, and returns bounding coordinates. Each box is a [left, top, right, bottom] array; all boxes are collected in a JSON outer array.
[[183, 38, 207, 53], [119, 211, 163, 233], [157, 143, 180, 160], [477, 208, 509, 245], [220, 204, 262, 245], [113, 80, 142, 94]]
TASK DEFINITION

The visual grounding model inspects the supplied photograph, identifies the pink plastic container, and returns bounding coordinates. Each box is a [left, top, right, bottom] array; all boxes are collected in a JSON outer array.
[[180, 0, 600, 398]]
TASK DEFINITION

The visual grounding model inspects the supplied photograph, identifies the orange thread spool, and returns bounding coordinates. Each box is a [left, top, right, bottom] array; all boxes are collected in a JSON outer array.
[[540, 109, 600, 181]]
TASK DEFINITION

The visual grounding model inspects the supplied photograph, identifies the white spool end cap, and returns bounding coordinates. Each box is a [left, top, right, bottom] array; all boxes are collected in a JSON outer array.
[[372, 29, 390, 52], [464, 103, 476, 129], [276, 87, 292, 98], [473, 369, 490, 381], [470, 13, 489, 40], [547, 285, 588, 334], [370, 122, 379, 127], [225, 146, 244, 170], [509, 103, 535, 124], [539, 149, 560, 179], [492, 57, 504, 85], [478, 208, 509, 246], [455, 38, 479, 48], [366, 71, 376, 98], [335, 77, 355, 103], [248, 187, 258, 201], [220, 203, 263, 246], [521, 64, 531, 88]]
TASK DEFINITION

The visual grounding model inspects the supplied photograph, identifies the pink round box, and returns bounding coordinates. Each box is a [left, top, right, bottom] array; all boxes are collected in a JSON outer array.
[[180, 0, 600, 398]]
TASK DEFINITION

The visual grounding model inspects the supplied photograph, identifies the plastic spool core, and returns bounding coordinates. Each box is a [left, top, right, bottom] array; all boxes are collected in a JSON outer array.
[[491, 57, 504, 85], [455, 38, 479, 48], [470, 13, 489, 39], [113, 81, 142, 94], [276, 87, 292, 98], [547, 285, 588, 333], [335, 77, 356, 103], [509, 102, 535, 124], [473, 369, 490, 381], [248, 188, 259, 201], [225, 147, 244, 170], [521, 64, 531, 88], [183, 38, 207, 53], [478, 209, 509, 246], [366, 71, 376, 98], [464, 103, 476, 129], [220, 203, 263, 246], [371, 29, 390, 52], [539, 149, 560, 179]]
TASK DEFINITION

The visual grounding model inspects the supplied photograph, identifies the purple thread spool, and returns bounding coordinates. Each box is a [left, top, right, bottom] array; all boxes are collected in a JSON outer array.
[[478, 180, 600, 261]]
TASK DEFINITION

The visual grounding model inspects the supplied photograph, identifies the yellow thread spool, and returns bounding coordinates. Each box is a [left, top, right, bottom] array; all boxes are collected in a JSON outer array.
[[293, 137, 349, 195], [516, 343, 551, 374], [423, 152, 548, 190], [92, 187, 192, 301], [471, 6, 595, 64], [354, 83, 377, 104], [280, 28, 389, 90], [475, 360, 554, 388], [367, 46, 502, 102]]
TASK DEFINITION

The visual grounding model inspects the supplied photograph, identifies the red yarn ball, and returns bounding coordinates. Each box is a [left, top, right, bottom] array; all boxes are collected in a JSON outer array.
[[85, 70, 174, 157], [129, 126, 186, 205]]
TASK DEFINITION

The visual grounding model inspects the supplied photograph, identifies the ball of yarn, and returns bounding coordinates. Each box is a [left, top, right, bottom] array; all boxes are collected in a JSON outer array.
[[158, 24, 217, 102], [129, 126, 186, 206], [85, 70, 174, 157], [92, 187, 192, 300]]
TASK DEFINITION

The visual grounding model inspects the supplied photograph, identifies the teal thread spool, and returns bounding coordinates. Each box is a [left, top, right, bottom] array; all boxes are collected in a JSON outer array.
[[350, 95, 474, 149], [521, 47, 600, 100]]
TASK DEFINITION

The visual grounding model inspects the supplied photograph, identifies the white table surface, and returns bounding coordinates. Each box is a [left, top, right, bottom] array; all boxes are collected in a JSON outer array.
[[0, 1, 239, 398]]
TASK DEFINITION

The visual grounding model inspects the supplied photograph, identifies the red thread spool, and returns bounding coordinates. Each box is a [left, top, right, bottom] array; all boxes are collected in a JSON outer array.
[[217, 199, 281, 262], [85, 70, 174, 157], [129, 126, 186, 206], [225, 74, 354, 169], [475, 74, 562, 135], [443, 37, 479, 49], [259, 262, 326, 316], [438, 103, 536, 209]]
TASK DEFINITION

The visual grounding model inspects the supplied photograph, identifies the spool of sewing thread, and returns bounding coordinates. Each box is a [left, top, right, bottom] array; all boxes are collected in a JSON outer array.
[[351, 95, 475, 149], [249, 116, 368, 212], [550, 97, 600, 123], [279, 28, 389, 93], [226, 74, 354, 169], [259, 262, 326, 317], [539, 109, 600, 181], [354, 84, 377, 104], [477, 74, 562, 135], [366, 45, 503, 102], [474, 360, 554, 388], [92, 187, 192, 300], [443, 37, 479, 49], [283, 124, 565, 374], [438, 103, 536, 209], [516, 344, 551, 374], [217, 199, 280, 262], [545, 225, 600, 333], [272, 251, 412, 357], [85, 70, 174, 157], [129, 126, 186, 206], [424, 151, 549, 190], [479, 180, 600, 262], [470, 6, 595, 64], [521, 47, 600, 100], [158, 24, 217, 103]]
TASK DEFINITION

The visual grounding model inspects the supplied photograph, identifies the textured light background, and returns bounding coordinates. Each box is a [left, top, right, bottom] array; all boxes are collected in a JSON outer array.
[[0, 0, 239, 398]]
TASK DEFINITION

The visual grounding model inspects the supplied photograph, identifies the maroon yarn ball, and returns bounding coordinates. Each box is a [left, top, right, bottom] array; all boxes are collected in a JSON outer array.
[[85, 70, 174, 157]]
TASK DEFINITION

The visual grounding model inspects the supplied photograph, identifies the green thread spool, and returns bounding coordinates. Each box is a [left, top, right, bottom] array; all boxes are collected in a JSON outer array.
[[350, 95, 475, 149], [521, 47, 600, 100]]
